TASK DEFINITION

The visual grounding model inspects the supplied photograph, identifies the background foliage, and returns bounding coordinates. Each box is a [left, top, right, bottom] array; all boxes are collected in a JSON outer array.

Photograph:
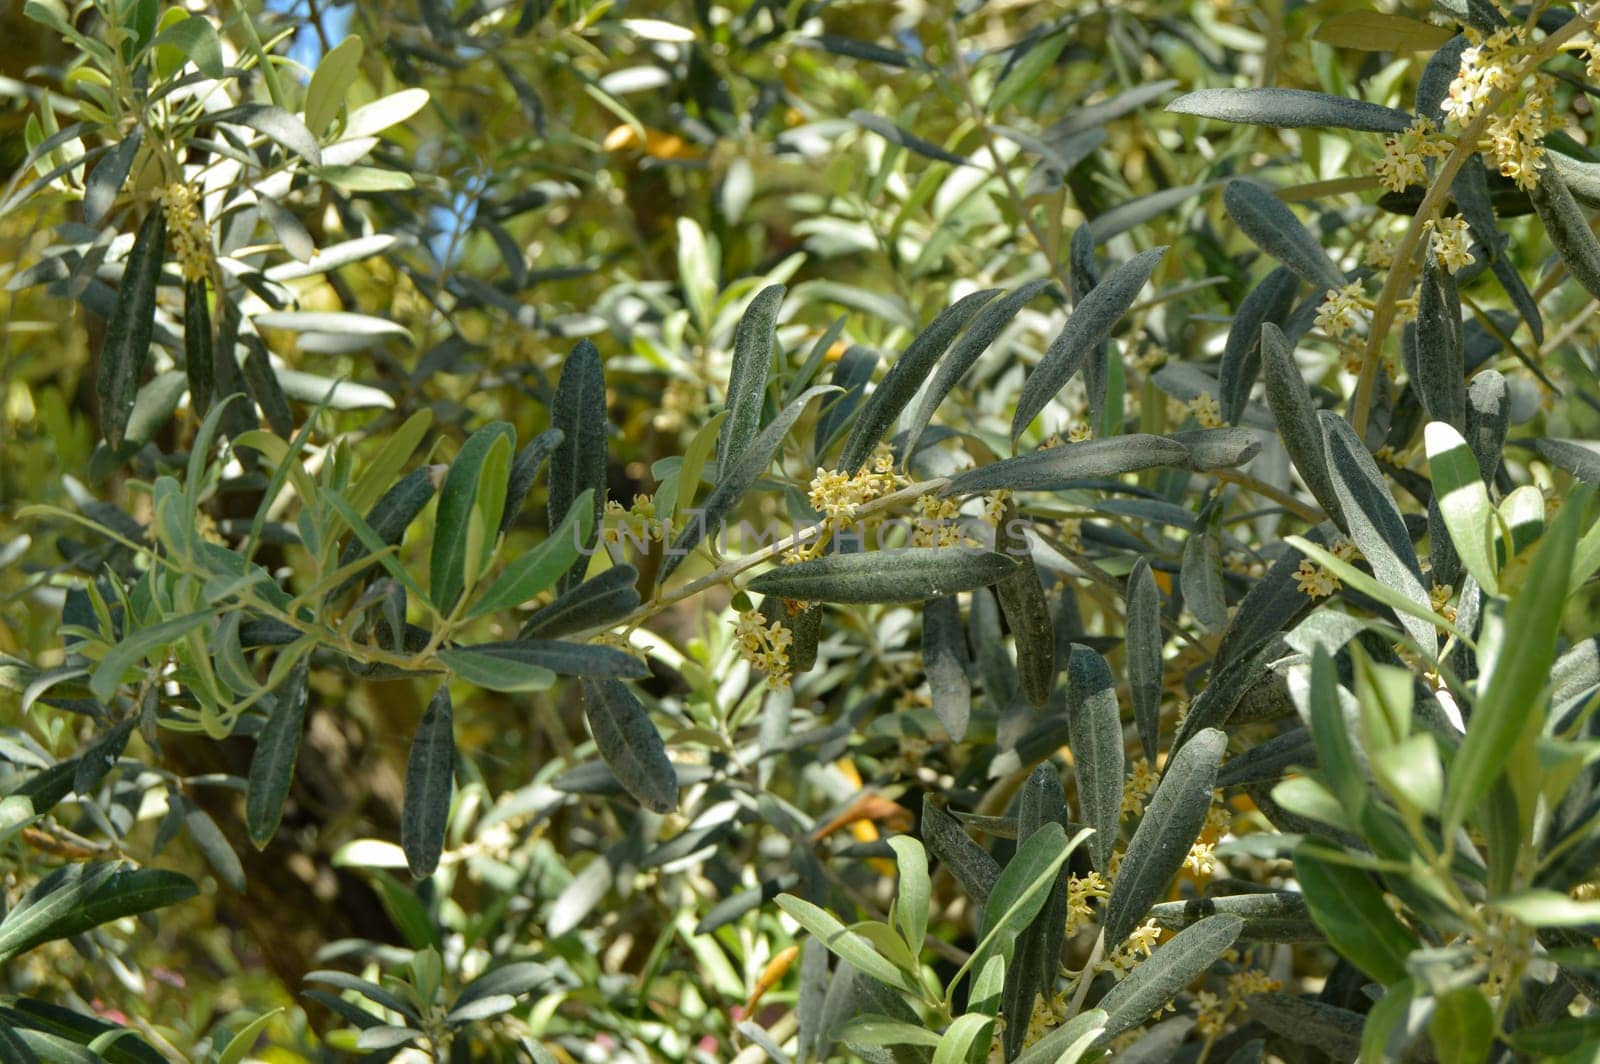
[[8, 0, 1600, 1061]]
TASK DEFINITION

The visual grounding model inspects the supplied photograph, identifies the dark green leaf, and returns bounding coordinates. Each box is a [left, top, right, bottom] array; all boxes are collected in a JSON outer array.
[[1167, 88, 1414, 133], [582, 679, 677, 813], [245, 659, 309, 848], [1097, 915, 1243, 1040], [904, 284, 1041, 461], [720, 284, 784, 466], [1293, 840, 1418, 984], [96, 205, 166, 448], [0, 863, 197, 964], [839, 289, 1000, 474], [1012, 248, 1165, 441], [1224, 180, 1345, 292], [430, 422, 516, 612], [1102, 728, 1225, 945], [549, 340, 607, 593], [747, 547, 1018, 603], [401, 686, 455, 878], [1149, 891, 1320, 941], [942, 435, 1194, 495], [923, 596, 971, 741], [922, 797, 1001, 907], [1066, 645, 1122, 873], [1319, 411, 1437, 659], [1126, 558, 1163, 762], [1530, 163, 1600, 302]]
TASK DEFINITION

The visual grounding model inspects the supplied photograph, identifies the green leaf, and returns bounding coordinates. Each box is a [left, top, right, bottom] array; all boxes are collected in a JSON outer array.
[[988, 28, 1070, 112], [516, 564, 640, 639], [0, 863, 197, 964], [182, 280, 213, 417], [1066, 645, 1123, 873], [245, 659, 309, 848], [1308, 646, 1365, 816], [1444, 487, 1590, 831], [1412, 257, 1466, 430], [887, 836, 930, 955], [1224, 179, 1345, 292], [1149, 891, 1319, 942], [1181, 494, 1228, 632], [1220, 267, 1298, 425], [933, 1014, 994, 1064], [179, 796, 245, 891], [1126, 558, 1164, 762], [1166, 88, 1414, 132], [849, 109, 970, 167], [1003, 765, 1072, 1056], [671, 411, 725, 530], [215, 1008, 284, 1064], [1314, 11, 1456, 50], [400, 686, 455, 878], [96, 205, 166, 448], [996, 552, 1056, 710], [1430, 988, 1492, 1064], [90, 610, 211, 704], [922, 797, 1002, 906], [437, 648, 557, 692], [838, 1016, 944, 1048], [581, 679, 678, 813], [1425, 422, 1499, 594], [955, 823, 1089, 996], [747, 547, 1018, 603], [1102, 728, 1225, 946], [776, 893, 923, 995], [83, 131, 142, 228], [1013, 247, 1165, 441], [1530, 162, 1600, 303], [445, 639, 645, 681], [72, 717, 133, 797], [499, 428, 563, 539], [838, 288, 999, 474], [1319, 411, 1438, 659], [1293, 840, 1418, 984], [903, 284, 1039, 462], [343, 88, 429, 138], [1491, 890, 1600, 928], [151, 15, 223, 78], [468, 490, 592, 618], [549, 340, 607, 593], [942, 434, 1195, 495], [1260, 323, 1342, 522], [304, 34, 364, 136], [430, 422, 516, 613], [719, 283, 784, 468], [923, 596, 971, 741], [660, 385, 839, 582], [1097, 915, 1243, 1040]]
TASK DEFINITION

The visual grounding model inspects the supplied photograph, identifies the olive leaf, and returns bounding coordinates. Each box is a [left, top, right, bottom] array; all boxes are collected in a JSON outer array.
[[1318, 411, 1437, 660], [245, 659, 310, 848], [1066, 645, 1123, 873], [1167, 88, 1414, 133], [1224, 180, 1346, 293], [97, 204, 167, 448], [923, 596, 972, 741], [1220, 267, 1298, 424], [838, 289, 1000, 474], [1102, 727, 1225, 946], [747, 548, 1018, 604], [1412, 256, 1466, 431], [903, 282, 1047, 461], [942, 435, 1194, 495], [1530, 161, 1600, 302], [1125, 557, 1164, 762], [720, 284, 784, 466], [581, 678, 678, 814], [1261, 323, 1341, 522], [1096, 915, 1244, 1041], [549, 340, 608, 593], [429, 422, 516, 613], [1012, 247, 1166, 441], [401, 686, 455, 878]]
